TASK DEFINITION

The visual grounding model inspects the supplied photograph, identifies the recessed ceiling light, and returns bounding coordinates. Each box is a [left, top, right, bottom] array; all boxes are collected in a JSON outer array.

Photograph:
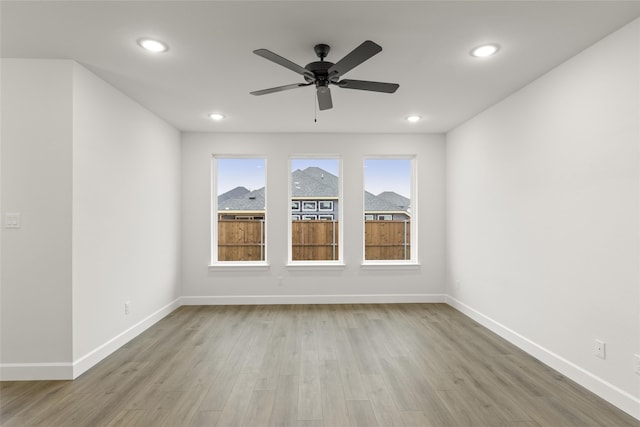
[[470, 44, 500, 58], [137, 38, 168, 53], [209, 113, 225, 121], [406, 115, 422, 123]]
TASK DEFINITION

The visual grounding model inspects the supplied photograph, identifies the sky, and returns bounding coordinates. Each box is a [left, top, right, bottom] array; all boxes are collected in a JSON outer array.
[[216, 158, 265, 194], [216, 157, 411, 199], [364, 159, 411, 198]]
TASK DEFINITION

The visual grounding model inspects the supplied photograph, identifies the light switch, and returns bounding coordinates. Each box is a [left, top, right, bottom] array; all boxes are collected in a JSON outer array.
[[5, 213, 21, 228]]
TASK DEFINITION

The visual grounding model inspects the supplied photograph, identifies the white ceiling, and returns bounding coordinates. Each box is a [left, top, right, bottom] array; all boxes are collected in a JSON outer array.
[[2, 1, 640, 133]]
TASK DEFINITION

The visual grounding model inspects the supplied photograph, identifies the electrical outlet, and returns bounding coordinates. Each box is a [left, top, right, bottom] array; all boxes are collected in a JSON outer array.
[[124, 301, 131, 315], [594, 339, 606, 359], [634, 354, 640, 376]]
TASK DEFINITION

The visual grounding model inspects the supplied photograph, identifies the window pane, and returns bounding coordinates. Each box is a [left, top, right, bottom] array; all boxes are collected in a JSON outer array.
[[364, 159, 412, 261], [290, 158, 340, 261], [215, 158, 266, 262]]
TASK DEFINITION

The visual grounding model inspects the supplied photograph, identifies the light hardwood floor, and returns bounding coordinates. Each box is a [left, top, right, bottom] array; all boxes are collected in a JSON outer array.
[[1, 304, 637, 426]]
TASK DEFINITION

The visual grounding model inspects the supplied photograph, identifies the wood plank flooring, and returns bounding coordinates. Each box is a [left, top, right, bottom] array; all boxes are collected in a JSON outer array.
[[1, 304, 637, 426]]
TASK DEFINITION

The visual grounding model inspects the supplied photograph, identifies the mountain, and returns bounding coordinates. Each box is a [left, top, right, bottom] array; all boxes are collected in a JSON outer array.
[[218, 186, 249, 203], [218, 168, 409, 214], [376, 191, 410, 210]]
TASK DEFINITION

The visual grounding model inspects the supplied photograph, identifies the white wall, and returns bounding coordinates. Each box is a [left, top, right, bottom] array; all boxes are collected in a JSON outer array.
[[0, 59, 181, 380], [446, 18, 640, 417], [181, 133, 446, 303], [72, 64, 181, 374], [1, 59, 74, 378]]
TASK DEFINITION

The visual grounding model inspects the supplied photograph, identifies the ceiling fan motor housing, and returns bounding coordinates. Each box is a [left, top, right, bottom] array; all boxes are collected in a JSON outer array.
[[304, 60, 338, 85], [304, 44, 339, 87]]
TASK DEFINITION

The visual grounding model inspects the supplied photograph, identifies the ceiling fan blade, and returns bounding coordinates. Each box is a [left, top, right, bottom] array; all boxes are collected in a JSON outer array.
[[317, 86, 333, 110], [250, 82, 312, 96], [337, 79, 399, 93], [253, 49, 315, 79], [328, 40, 382, 77]]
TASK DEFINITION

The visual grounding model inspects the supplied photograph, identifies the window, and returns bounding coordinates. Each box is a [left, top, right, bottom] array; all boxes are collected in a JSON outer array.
[[290, 158, 341, 262], [212, 157, 266, 263], [302, 201, 317, 211], [318, 201, 333, 211], [364, 158, 415, 262]]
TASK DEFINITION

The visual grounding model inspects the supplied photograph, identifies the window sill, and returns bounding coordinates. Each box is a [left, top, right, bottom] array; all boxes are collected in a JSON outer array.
[[360, 262, 421, 270], [286, 262, 346, 271], [209, 262, 270, 271]]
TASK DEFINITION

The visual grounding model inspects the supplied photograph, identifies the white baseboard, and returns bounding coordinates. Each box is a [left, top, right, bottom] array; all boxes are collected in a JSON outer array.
[[181, 293, 446, 305], [0, 362, 73, 381], [71, 297, 181, 379], [445, 296, 640, 421], [0, 298, 182, 381]]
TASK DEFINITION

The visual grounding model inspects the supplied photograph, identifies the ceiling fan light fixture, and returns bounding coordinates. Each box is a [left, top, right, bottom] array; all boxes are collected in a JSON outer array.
[[317, 82, 329, 93], [137, 38, 168, 53], [406, 115, 422, 123], [470, 44, 500, 58], [208, 113, 225, 121]]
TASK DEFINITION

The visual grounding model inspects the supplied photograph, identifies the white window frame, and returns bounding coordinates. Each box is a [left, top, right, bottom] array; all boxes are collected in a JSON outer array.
[[362, 156, 417, 265], [288, 156, 344, 266], [210, 155, 268, 267]]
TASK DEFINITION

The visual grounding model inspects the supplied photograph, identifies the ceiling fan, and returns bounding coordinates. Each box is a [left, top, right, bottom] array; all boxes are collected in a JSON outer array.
[[250, 40, 399, 111]]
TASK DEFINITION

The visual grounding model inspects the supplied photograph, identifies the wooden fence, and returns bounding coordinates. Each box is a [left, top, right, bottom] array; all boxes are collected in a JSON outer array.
[[217, 219, 410, 261], [291, 220, 338, 261], [218, 220, 265, 261], [364, 220, 410, 260]]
